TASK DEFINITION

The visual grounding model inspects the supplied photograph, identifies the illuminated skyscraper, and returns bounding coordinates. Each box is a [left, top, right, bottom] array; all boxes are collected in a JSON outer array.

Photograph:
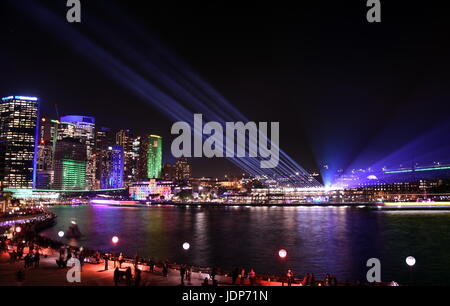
[[53, 138, 86, 190], [131, 136, 141, 181], [94, 127, 114, 189], [147, 135, 162, 179], [100, 145, 124, 189], [59, 116, 95, 189], [36, 117, 59, 189], [116, 129, 133, 184], [0, 96, 39, 189]]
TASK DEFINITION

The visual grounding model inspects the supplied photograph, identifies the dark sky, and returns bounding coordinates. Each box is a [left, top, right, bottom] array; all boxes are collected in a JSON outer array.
[[1, 0, 450, 179]]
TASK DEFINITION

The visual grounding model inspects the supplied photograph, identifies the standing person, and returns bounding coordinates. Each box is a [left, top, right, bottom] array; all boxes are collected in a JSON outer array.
[[79, 253, 84, 272], [34, 250, 40, 268], [180, 265, 186, 285], [231, 267, 239, 285], [135, 266, 142, 286], [125, 267, 132, 286], [113, 267, 120, 286], [186, 265, 192, 283], [103, 253, 109, 270], [149, 258, 155, 273], [134, 254, 139, 267], [287, 269, 294, 286], [240, 268, 246, 285], [162, 262, 168, 277], [210, 266, 218, 281], [310, 273, 315, 286], [118, 252, 124, 268], [249, 269, 256, 286]]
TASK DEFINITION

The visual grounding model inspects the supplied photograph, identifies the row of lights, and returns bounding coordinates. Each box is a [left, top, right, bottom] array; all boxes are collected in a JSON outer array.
[[50, 228, 418, 279], [53, 229, 422, 269]]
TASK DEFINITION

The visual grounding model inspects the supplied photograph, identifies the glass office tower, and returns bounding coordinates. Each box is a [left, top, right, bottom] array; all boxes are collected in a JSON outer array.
[[0, 96, 39, 189]]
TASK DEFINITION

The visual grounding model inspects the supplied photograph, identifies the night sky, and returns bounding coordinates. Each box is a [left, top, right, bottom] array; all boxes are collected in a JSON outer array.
[[1, 0, 450, 180]]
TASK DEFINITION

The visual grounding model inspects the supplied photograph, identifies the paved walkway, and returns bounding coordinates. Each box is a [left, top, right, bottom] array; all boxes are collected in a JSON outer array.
[[0, 252, 236, 286]]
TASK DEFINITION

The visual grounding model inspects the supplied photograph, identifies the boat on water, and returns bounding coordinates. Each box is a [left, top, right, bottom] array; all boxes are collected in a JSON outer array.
[[89, 199, 147, 207], [375, 201, 450, 210]]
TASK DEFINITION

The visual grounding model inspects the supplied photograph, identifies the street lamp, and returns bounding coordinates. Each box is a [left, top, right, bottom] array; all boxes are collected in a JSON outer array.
[[406, 256, 416, 285], [278, 249, 288, 286], [183, 242, 190, 250], [111, 236, 119, 268], [58, 231, 65, 238], [406, 256, 416, 267]]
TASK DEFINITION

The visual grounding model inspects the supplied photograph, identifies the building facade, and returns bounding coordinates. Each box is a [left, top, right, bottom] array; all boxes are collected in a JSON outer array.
[[0, 96, 39, 189], [174, 157, 192, 181], [94, 127, 114, 189], [59, 116, 96, 189], [53, 138, 87, 190], [100, 145, 124, 189], [116, 129, 134, 185], [147, 135, 162, 179]]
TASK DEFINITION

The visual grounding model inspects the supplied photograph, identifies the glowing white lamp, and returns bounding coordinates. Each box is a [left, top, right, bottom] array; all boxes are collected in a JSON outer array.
[[406, 256, 416, 267], [278, 249, 287, 259]]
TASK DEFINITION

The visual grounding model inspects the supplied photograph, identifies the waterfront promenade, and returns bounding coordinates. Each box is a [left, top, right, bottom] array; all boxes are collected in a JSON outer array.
[[0, 251, 233, 286]]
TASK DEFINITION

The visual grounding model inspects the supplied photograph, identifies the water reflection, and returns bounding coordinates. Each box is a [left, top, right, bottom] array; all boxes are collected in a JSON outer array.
[[40, 206, 450, 285]]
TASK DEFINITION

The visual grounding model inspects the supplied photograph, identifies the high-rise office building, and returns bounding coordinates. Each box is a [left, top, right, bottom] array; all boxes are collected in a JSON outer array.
[[147, 135, 162, 179], [100, 145, 124, 189], [174, 157, 192, 181], [162, 162, 173, 180], [53, 138, 86, 190], [0, 96, 39, 189], [36, 117, 59, 189], [131, 136, 141, 181], [116, 129, 134, 184], [94, 127, 114, 189], [136, 136, 148, 181], [59, 116, 95, 189]]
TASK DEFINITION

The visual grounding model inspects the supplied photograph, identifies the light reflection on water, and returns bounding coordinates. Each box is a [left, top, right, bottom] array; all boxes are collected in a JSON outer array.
[[39, 205, 450, 285]]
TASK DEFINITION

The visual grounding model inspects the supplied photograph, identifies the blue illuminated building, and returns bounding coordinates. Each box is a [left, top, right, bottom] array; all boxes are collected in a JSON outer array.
[[101, 145, 124, 189]]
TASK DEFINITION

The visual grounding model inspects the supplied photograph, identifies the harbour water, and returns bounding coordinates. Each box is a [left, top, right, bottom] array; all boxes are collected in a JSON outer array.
[[40, 205, 450, 285]]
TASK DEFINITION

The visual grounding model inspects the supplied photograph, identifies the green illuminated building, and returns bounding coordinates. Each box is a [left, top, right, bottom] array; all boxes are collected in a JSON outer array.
[[60, 159, 86, 190], [147, 135, 162, 179], [53, 138, 87, 190]]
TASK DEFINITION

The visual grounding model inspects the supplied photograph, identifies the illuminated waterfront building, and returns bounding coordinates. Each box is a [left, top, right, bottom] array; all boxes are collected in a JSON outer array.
[[53, 138, 86, 190], [147, 135, 162, 179], [59, 116, 96, 189], [0, 96, 39, 189], [116, 129, 134, 184], [100, 145, 124, 189], [129, 179, 173, 200], [174, 157, 192, 181]]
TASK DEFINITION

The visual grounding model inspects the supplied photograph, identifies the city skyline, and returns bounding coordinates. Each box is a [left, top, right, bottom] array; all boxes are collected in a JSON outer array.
[[3, 0, 450, 292], [3, 1, 450, 179]]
